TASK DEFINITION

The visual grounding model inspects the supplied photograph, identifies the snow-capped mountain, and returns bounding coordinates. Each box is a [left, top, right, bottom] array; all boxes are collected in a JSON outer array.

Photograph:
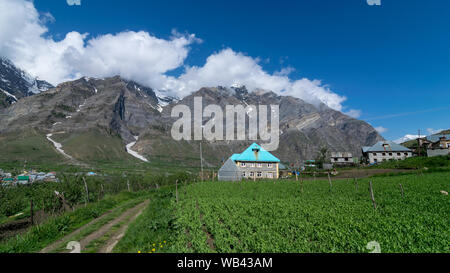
[[0, 57, 53, 107], [123, 79, 179, 112]]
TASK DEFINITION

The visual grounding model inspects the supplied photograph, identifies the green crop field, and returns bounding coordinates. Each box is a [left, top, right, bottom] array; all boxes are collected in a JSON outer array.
[[117, 172, 450, 253]]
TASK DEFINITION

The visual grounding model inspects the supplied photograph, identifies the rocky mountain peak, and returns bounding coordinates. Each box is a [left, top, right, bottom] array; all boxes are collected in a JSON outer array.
[[0, 56, 53, 108]]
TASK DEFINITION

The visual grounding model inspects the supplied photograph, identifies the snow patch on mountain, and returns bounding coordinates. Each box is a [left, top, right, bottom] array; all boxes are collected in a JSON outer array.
[[46, 133, 73, 159], [1, 88, 18, 101], [126, 136, 148, 162], [155, 89, 179, 107]]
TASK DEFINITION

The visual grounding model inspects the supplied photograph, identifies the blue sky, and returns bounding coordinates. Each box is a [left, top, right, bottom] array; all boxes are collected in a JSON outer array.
[[7, 0, 450, 141]]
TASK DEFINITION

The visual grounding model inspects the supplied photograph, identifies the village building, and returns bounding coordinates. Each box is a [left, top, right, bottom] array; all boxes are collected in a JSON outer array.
[[426, 134, 450, 157], [17, 176, 30, 185], [362, 141, 413, 164], [330, 152, 354, 166], [218, 143, 281, 181], [2, 177, 14, 183]]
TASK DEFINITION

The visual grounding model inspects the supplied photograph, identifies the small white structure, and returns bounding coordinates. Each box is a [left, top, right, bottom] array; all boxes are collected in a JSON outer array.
[[362, 141, 412, 164]]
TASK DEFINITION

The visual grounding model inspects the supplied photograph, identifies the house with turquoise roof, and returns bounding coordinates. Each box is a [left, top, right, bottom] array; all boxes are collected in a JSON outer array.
[[218, 143, 281, 181]]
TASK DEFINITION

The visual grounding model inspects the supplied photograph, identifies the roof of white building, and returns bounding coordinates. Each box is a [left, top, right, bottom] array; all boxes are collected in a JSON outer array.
[[362, 141, 411, 153]]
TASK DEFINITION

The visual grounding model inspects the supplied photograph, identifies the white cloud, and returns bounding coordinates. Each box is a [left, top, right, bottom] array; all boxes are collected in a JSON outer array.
[[374, 126, 388, 134], [162, 49, 347, 110], [393, 134, 420, 144], [343, 109, 362, 118], [0, 0, 352, 112], [0, 0, 198, 85]]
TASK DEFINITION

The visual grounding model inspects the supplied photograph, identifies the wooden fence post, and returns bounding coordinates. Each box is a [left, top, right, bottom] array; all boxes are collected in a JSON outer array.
[[176, 180, 179, 203], [83, 177, 89, 207], [30, 199, 34, 226], [328, 172, 332, 191], [369, 181, 377, 210], [354, 178, 358, 191], [399, 184, 404, 197], [127, 180, 131, 192]]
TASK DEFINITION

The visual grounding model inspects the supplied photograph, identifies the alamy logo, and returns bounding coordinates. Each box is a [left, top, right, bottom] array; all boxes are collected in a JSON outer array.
[[67, 0, 81, 6], [367, 0, 381, 6], [171, 97, 280, 151]]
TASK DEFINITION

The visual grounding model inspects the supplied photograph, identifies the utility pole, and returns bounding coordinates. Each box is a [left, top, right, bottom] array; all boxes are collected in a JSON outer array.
[[200, 141, 204, 182], [418, 129, 421, 157]]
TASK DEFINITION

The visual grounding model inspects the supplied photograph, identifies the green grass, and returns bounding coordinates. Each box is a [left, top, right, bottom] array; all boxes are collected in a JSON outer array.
[[0, 190, 151, 253], [113, 187, 177, 253], [117, 173, 449, 253], [0, 130, 64, 165]]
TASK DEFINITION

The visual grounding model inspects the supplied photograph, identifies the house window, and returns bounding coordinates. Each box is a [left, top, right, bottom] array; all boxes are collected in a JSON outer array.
[[397, 153, 401, 156], [345, 158, 349, 161], [249, 163, 255, 168], [242, 172, 246, 177], [241, 162, 246, 167], [404, 153, 408, 156], [267, 163, 273, 168], [373, 153, 377, 156], [334, 158, 338, 162], [389, 153, 392, 156], [257, 163, 262, 168], [267, 173, 273, 178], [382, 153, 386, 156], [249, 172, 254, 177], [257, 172, 262, 177]]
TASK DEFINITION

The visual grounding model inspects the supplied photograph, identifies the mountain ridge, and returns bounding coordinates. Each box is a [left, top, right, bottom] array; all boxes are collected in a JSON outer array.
[[0, 74, 383, 166]]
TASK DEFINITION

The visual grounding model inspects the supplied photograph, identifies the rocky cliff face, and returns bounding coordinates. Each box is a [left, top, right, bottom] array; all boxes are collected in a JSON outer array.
[[0, 76, 383, 165]]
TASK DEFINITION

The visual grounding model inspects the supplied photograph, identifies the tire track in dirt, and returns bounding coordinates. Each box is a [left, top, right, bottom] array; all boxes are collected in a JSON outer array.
[[98, 200, 148, 253], [71, 200, 150, 253], [40, 208, 116, 253]]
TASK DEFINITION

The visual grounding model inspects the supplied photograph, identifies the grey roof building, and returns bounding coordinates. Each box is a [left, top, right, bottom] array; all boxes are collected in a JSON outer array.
[[426, 134, 448, 143], [218, 158, 242, 181], [362, 141, 412, 164]]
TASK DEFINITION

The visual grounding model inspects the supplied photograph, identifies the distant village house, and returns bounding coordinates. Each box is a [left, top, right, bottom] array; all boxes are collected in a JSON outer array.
[[330, 152, 355, 166], [425, 134, 450, 157], [362, 141, 412, 164]]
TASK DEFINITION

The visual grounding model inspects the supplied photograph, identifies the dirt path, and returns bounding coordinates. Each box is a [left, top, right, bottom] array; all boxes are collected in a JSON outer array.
[[39, 209, 116, 253], [73, 200, 149, 253], [98, 201, 148, 253]]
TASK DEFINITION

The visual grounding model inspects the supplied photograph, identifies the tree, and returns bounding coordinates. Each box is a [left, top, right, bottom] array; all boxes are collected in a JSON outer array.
[[315, 146, 329, 169]]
